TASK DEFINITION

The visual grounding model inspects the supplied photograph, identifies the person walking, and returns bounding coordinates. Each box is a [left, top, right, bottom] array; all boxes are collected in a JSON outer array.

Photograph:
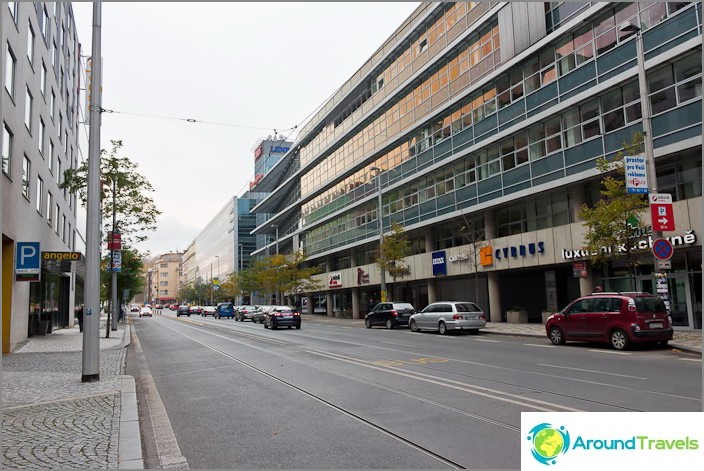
[[75, 304, 84, 332]]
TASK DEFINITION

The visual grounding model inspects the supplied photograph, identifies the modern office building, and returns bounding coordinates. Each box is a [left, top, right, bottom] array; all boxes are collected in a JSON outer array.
[[252, 2, 702, 328], [2, 2, 86, 352]]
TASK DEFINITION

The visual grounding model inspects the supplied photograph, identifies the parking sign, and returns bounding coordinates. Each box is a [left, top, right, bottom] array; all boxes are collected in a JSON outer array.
[[16, 242, 41, 281]]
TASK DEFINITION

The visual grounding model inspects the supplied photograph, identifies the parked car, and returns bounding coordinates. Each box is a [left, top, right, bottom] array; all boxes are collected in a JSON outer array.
[[139, 306, 153, 317], [215, 302, 236, 319], [202, 306, 217, 317], [409, 301, 486, 335], [365, 302, 416, 329], [252, 306, 273, 324], [189, 305, 203, 316], [176, 305, 191, 317], [545, 292, 673, 350], [130, 304, 140, 312], [264, 306, 301, 330], [235, 305, 257, 322]]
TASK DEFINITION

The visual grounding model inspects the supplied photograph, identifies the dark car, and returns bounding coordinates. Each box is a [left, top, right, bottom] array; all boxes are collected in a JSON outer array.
[[264, 306, 301, 330], [235, 305, 257, 322], [176, 305, 191, 317], [365, 302, 416, 329], [215, 302, 235, 319], [545, 292, 673, 350], [252, 306, 272, 324]]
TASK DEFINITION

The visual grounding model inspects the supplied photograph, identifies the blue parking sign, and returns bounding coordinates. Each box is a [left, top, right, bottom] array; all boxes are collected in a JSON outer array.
[[16, 242, 41, 281]]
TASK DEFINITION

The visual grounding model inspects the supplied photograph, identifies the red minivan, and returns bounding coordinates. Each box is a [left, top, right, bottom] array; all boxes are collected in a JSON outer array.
[[545, 292, 673, 350]]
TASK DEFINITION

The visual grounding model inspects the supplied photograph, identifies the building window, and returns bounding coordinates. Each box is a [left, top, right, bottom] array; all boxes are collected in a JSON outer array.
[[46, 191, 53, 224], [36, 176, 44, 214], [27, 22, 34, 65], [67, 223, 72, 248], [61, 214, 66, 240], [40, 62, 47, 96], [8, 2, 18, 22], [2, 123, 12, 176], [4, 43, 15, 98], [160, 281, 169, 286], [22, 155, 30, 198], [54, 203, 59, 233], [57, 159, 61, 186], [38, 119, 45, 155], [50, 91, 55, 120], [24, 87, 32, 131], [49, 141, 55, 174]]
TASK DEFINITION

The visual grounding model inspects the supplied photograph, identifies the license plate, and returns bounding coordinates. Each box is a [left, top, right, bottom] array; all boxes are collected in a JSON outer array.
[[649, 322, 663, 329], [281, 316, 292, 319]]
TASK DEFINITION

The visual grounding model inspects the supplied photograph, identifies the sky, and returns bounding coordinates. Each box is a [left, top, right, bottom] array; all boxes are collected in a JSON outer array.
[[71, 2, 421, 257]]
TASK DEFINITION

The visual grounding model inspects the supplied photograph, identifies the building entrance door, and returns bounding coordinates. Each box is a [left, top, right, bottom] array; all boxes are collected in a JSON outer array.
[[638, 273, 693, 329]]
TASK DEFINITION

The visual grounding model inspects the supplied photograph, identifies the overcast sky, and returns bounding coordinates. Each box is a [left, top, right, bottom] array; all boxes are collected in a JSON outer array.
[[71, 2, 421, 257]]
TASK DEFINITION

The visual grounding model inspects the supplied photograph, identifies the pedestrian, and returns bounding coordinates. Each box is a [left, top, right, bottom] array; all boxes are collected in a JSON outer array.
[[75, 304, 84, 332], [594, 285, 603, 293]]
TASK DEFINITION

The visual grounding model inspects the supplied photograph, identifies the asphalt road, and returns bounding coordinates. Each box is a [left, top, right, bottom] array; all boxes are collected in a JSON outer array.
[[126, 311, 702, 469]]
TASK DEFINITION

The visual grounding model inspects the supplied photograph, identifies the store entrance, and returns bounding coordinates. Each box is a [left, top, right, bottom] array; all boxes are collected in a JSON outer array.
[[637, 273, 694, 329]]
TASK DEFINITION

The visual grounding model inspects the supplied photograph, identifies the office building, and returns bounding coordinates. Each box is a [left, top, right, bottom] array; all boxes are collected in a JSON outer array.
[[252, 2, 702, 328]]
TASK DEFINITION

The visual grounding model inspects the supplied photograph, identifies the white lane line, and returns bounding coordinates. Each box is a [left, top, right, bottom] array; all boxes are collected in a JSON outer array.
[[679, 357, 702, 362], [537, 364, 646, 380], [524, 343, 555, 348], [471, 338, 500, 343], [588, 349, 631, 355], [382, 342, 421, 348]]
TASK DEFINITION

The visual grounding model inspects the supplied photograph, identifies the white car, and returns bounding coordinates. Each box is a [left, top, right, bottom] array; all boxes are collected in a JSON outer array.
[[201, 306, 217, 317], [139, 306, 153, 317], [409, 301, 486, 335]]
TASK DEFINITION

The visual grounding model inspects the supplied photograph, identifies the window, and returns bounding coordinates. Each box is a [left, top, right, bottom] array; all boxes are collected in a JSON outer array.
[[67, 223, 72, 248], [24, 87, 32, 131], [38, 119, 45, 155], [22, 155, 30, 197], [57, 159, 61, 186], [46, 191, 53, 224], [2, 123, 12, 176], [8, 2, 18, 21], [50, 91, 55, 120], [54, 203, 59, 233], [61, 214, 66, 240], [36, 176, 44, 214], [40, 62, 47, 96], [27, 22, 34, 65], [49, 141, 55, 174], [4, 43, 15, 97]]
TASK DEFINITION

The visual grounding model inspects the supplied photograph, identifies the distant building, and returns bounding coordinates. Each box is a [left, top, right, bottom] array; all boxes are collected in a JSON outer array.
[[2, 2, 86, 352], [147, 252, 182, 305]]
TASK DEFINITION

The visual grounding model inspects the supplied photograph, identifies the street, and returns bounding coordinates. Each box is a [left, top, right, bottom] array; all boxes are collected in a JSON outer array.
[[126, 311, 702, 469]]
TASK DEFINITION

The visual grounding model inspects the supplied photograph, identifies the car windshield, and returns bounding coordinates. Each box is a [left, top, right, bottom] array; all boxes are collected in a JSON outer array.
[[634, 297, 667, 312], [220, 303, 233, 309], [393, 303, 414, 310]]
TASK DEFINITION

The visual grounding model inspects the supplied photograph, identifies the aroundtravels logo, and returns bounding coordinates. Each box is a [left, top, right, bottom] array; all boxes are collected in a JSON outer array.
[[527, 423, 571, 465]]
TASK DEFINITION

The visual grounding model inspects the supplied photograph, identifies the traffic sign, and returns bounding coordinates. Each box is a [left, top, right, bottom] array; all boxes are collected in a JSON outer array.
[[652, 238, 673, 261], [649, 193, 675, 231], [15, 242, 41, 282]]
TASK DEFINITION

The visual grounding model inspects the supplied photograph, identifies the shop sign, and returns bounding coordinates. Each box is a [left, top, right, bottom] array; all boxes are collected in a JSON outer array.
[[432, 251, 447, 276], [254, 145, 263, 160], [561, 230, 696, 260], [356, 268, 369, 285], [42, 251, 83, 261], [271, 146, 290, 154], [480, 246, 493, 266], [449, 253, 470, 263], [572, 261, 587, 277], [328, 272, 342, 288], [494, 242, 545, 261]]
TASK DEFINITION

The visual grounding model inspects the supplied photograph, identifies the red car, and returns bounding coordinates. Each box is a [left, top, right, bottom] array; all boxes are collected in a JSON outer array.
[[545, 292, 673, 350]]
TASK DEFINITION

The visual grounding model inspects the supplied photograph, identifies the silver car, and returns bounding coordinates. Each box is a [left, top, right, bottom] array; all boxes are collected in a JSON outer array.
[[409, 301, 486, 335]]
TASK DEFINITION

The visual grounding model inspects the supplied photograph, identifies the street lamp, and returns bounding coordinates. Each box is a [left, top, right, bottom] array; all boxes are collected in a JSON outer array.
[[237, 243, 244, 305], [271, 224, 279, 304], [618, 21, 670, 299], [370, 166, 386, 302]]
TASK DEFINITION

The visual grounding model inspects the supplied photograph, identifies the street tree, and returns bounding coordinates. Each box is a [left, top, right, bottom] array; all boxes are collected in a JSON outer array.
[[578, 132, 649, 289], [60, 139, 161, 248], [241, 252, 322, 304], [377, 222, 411, 299], [457, 214, 488, 303], [100, 247, 144, 309]]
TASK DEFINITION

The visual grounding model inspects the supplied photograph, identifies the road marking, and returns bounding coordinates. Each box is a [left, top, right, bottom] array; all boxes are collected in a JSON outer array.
[[470, 338, 499, 343], [382, 341, 421, 348], [524, 343, 554, 348], [679, 357, 702, 362], [538, 364, 646, 380], [588, 349, 631, 355]]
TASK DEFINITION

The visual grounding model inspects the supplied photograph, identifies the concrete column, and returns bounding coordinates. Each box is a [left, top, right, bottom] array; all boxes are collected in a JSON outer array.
[[352, 287, 360, 319], [569, 184, 587, 223], [488, 271, 502, 323], [306, 295, 313, 315], [579, 273, 595, 297], [326, 293, 333, 317], [424, 227, 434, 253], [427, 279, 437, 304]]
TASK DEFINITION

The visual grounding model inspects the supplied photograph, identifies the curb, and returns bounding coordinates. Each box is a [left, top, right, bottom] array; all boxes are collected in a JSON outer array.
[[118, 322, 143, 469]]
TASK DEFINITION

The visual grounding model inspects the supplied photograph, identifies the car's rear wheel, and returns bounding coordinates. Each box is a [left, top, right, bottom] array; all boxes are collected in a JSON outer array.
[[657, 340, 669, 348], [409, 320, 420, 332], [295, 325, 301, 330], [365, 318, 372, 329], [610, 329, 629, 350], [549, 326, 565, 345], [386, 319, 394, 330], [438, 321, 447, 335], [469, 329, 479, 335], [271, 322, 277, 330]]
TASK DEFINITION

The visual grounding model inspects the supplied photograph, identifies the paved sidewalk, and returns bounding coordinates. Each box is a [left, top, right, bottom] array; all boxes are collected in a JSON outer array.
[[301, 314, 702, 354], [1, 315, 142, 469]]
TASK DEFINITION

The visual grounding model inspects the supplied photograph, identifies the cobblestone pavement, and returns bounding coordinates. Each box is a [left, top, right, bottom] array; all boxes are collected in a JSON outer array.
[[1, 316, 142, 469]]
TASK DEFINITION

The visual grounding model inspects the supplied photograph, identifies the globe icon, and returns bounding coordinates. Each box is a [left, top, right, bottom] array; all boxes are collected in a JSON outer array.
[[533, 428, 564, 459]]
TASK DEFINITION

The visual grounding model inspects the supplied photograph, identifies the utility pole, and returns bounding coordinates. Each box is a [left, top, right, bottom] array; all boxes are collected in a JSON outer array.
[[107, 173, 116, 337], [371, 167, 386, 302], [82, 2, 102, 383]]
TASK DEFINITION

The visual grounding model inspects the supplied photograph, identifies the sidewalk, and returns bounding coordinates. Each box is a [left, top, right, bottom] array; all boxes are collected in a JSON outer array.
[[1, 315, 142, 469], [301, 314, 702, 354]]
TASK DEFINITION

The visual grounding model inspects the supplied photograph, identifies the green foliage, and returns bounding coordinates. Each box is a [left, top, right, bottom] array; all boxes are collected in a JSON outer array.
[[60, 140, 161, 247], [578, 132, 649, 271], [99, 247, 144, 303], [377, 222, 411, 284], [238, 251, 322, 301]]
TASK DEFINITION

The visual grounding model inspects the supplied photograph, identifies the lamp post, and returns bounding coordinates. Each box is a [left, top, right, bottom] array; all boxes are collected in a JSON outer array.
[[271, 224, 279, 304], [618, 21, 670, 301], [370, 166, 386, 302], [237, 243, 244, 305]]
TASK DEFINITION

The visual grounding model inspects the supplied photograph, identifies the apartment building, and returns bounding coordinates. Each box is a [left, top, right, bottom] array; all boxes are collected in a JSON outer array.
[[2, 2, 85, 352], [252, 3, 702, 328], [147, 252, 182, 306]]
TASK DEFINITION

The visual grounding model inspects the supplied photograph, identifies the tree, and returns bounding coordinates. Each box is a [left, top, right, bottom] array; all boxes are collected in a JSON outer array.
[[240, 252, 322, 304], [60, 140, 161, 247], [457, 214, 488, 303], [578, 132, 649, 288], [100, 247, 144, 308], [377, 222, 411, 299]]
